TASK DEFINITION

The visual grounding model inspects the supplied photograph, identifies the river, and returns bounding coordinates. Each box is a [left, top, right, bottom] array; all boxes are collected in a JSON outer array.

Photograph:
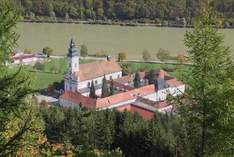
[[16, 22, 234, 59]]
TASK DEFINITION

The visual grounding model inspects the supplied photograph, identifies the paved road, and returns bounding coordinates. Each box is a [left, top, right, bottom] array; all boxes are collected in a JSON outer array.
[[50, 55, 192, 66]]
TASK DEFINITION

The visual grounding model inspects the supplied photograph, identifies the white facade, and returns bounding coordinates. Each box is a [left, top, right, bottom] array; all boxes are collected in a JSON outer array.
[[143, 85, 185, 102], [64, 39, 122, 96]]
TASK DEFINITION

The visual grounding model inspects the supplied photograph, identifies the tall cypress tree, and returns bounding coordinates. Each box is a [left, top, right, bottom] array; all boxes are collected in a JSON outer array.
[[148, 69, 156, 85], [178, 3, 234, 156], [101, 76, 109, 98], [109, 80, 115, 96], [133, 72, 141, 88], [89, 81, 96, 99]]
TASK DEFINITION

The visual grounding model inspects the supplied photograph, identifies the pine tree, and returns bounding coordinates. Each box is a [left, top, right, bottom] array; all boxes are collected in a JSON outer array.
[[0, 1, 46, 156], [101, 76, 109, 98], [178, 3, 234, 156], [109, 80, 114, 96], [133, 72, 141, 88], [89, 81, 96, 99]]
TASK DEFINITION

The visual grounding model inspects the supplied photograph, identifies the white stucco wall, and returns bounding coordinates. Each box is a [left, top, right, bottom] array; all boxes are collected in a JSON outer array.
[[143, 85, 185, 102], [78, 71, 122, 90]]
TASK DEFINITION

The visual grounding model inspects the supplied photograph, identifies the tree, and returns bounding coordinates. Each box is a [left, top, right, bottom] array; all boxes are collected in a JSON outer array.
[[176, 54, 187, 64], [24, 48, 33, 54], [0, 1, 45, 156], [178, 3, 234, 156], [42, 46, 53, 57], [133, 72, 141, 88], [109, 80, 114, 96], [121, 63, 130, 75], [148, 69, 156, 85], [101, 76, 109, 98], [142, 50, 151, 61], [80, 44, 88, 57], [89, 81, 96, 99], [118, 52, 127, 62], [156, 48, 170, 62]]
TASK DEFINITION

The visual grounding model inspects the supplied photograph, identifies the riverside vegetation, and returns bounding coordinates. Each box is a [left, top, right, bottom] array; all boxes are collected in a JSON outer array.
[[15, 0, 234, 27]]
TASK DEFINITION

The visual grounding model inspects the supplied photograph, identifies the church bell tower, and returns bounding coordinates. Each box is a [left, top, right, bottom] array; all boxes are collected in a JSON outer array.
[[64, 39, 79, 92], [68, 39, 79, 74]]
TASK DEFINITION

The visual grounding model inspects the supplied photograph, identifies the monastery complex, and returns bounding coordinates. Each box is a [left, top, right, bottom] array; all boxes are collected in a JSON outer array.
[[59, 40, 185, 119]]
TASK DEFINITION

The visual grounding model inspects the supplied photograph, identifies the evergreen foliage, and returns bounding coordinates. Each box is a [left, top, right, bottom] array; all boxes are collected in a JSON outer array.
[[89, 81, 96, 99], [109, 80, 114, 96], [41, 107, 180, 157], [0, 1, 46, 156], [101, 76, 109, 98], [148, 69, 156, 85], [133, 72, 141, 88], [177, 3, 234, 156]]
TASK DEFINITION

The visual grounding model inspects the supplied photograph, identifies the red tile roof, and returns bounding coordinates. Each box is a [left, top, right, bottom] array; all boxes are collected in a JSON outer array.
[[60, 92, 96, 108], [166, 79, 183, 87], [13, 54, 35, 60], [75, 60, 121, 81], [96, 85, 156, 108], [60, 85, 156, 109], [116, 104, 155, 120]]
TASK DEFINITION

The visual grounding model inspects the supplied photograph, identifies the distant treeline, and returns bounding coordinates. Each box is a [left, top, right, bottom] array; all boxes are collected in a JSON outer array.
[[15, 0, 234, 26]]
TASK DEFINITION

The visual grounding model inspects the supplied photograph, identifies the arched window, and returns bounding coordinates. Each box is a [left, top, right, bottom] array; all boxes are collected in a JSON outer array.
[[95, 80, 98, 84], [109, 76, 113, 80]]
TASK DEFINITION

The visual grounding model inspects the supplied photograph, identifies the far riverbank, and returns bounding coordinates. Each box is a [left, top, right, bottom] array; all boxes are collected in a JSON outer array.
[[20, 18, 234, 29]]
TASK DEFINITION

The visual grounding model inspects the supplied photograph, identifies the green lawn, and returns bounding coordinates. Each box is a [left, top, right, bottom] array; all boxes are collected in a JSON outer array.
[[121, 62, 189, 81], [30, 71, 64, 90], [10, 59, 188, 91]]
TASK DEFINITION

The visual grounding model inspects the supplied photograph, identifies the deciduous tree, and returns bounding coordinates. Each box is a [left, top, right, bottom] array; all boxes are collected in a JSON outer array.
[[80, 44, 88, 57]]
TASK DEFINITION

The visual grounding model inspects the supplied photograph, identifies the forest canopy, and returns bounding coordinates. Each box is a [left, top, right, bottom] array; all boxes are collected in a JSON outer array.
[[16, 0, 234, 25]]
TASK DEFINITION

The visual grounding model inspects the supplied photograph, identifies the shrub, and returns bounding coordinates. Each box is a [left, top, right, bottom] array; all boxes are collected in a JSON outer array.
[[142, 50, 151, 61], [80, 44, 88, 57], [156, 48, 170, 61], [24, 48, 33, 54], [43, 47, 53, 57], [176, 54, 188, 64]]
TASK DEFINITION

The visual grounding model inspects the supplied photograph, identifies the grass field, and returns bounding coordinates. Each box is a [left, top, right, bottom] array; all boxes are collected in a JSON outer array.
[[21, 59, 188, 90]]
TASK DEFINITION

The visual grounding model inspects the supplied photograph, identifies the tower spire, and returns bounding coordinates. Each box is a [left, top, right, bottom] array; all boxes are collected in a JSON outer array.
[[68, 38, 78, 57]]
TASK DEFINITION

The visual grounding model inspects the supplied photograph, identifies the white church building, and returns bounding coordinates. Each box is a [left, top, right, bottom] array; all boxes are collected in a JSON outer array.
[[64, 39, 122, 96]]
